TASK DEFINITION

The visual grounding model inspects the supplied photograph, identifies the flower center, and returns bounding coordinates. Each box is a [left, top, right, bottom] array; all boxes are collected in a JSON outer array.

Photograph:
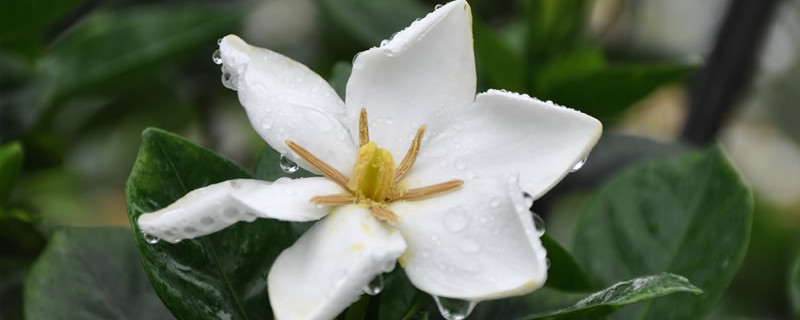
[[285, 108, 463, 224]]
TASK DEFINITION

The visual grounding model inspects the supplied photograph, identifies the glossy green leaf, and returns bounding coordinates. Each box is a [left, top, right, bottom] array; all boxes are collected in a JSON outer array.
[[521, 273, 702, 320], [0, 141, 23, 203], [316, 0, 428, 48], [538, 63, 696, 123], [24, 227, 174, 320], [126, 128, 300, 320], [541, 233, 594, 292], [791, 252, 800, 319], [573, 146, 753, 320], [41, 5, 237, 98]]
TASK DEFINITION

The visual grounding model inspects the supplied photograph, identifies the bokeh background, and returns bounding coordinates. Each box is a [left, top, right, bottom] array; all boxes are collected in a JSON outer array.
[[1, 0, 799, 319]]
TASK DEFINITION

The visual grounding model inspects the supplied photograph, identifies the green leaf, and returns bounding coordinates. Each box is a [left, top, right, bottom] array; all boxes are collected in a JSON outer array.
[[541, 233, 594, 292], [126, 128, 300, 320], [473, 20, 525, 92], [329, 61, 352, 100], [538, 63, 696, 123], [525, 0, 588, 86], [521, 273, 702, 320], [0, 0, 84, 55], [0, 141, 23, 203], [573, 146, 753, 320], [41, 5, 237, 99], [791, 252, 800, 319], [24, 227, 174, 320], [378, 268, 424, 320], [316, 0, 428, 48]]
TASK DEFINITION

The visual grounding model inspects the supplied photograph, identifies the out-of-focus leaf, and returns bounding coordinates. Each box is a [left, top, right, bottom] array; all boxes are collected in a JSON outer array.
[[533, 48, 605, 92], [538, 63, 696, 123], [473, 20, 525, 92], [0, 0, 84, 55], [574, 146, 753, 320], [329, 61, 352, 100], [126, 128, 299, 320], [0, 141, 23, 202], [24, 227, 174, 320], [541, 233, 594, 292], [791, 252, 800, 318], [41, 5, 237, 99], [316, 0, 428, 48], [520, 273, 702, 320], [525, 0, 588, 83], [377, 268, 425, 320]]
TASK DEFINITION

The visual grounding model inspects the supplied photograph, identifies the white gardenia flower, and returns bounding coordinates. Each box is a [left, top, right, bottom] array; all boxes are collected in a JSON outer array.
[[138, 0, 602, 319]]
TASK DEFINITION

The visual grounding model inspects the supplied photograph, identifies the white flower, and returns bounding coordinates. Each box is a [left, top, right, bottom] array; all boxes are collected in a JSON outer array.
[[138, 1, 602, 319]]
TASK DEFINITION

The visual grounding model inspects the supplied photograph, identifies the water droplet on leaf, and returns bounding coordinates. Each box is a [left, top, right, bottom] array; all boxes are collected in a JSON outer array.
[[434, 296, 476, 320], [363, 274, 384, 295], [279, 155, 299, 173]]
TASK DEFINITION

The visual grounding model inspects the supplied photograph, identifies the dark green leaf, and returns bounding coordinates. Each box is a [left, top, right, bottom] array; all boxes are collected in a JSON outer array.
[[473, 20, 525, 92], [541, 233, 594, 292], [126, 128, 299, 320], [521, 273, 702, 320], [0, 0, 84, 55], [378, 268, 425, 320], [24, 227, 174, 320], [573, 146, 753, 320], [41, 5, 237, 98], [316, 0, 428, 48], [533, 48, 606, 92], [791, 252, 800, 319], [0, 141, 23, 203], [538, 63, 696, 123]]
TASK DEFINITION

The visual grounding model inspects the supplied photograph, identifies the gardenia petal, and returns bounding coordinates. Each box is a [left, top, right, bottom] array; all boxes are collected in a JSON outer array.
[[389, 175, 547, 300], [413, 89, 602, 199], [345, 0, 476, 160], [268, 205, 407, 320], [138, 178, 343, 243], [219, 35, 357, 176]]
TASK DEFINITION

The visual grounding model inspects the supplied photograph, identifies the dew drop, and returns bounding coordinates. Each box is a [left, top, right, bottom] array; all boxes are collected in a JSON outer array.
[[489, 196, 501, 208], [363, 274, 384, 295], [531, 211, 546, 236], [433, 296, 476, 320], [143, 233, 159, 244], [455, 158, 466, 170], [571, 157, 587, 172], [380, 40, 389, 46], [216, 38, 223, 45], [522, 192, 534, 208], [279, 155, 299, 173], [212, 49, 222, 65], [444, 208, 469, 232], [435, 4, 444, 9]]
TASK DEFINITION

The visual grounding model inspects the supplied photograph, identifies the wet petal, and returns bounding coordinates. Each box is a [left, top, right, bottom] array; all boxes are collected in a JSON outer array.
[[413, 89, 602, 199], [345, 0, 476, 160], [268, 205, 406, 320], [137, 178, 343, 243], [389, 175, 547, 300], [219, 35, 357, 176]]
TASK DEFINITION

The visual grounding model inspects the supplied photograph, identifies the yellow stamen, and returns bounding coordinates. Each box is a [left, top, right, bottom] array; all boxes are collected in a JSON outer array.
[[359, 108, 369, 148], [392, 179, 464, 201], [310, 194, 356, 205], [348, 142, 395, 201], [394, 125, 426, 182], [286, 140, 351, 190]]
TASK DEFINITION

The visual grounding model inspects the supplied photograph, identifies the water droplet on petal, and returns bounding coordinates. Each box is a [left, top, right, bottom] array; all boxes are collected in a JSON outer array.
[[143, 233, 159, 244], [489, 196, 501, 208], [531, 211, 546, 236], [571, 157, 587, 172], [434, 296, 476, 320], [216, 38, 223, 45], [220, 66, 237, 91], [522, 192, 534, 208], [279, 155, 299, 173], [444, 208, 469, 232], [434, 4, 444, 10], [380, 40, 389, 46], [363, 274, 384, 295], [212, 49, 222, 65]]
